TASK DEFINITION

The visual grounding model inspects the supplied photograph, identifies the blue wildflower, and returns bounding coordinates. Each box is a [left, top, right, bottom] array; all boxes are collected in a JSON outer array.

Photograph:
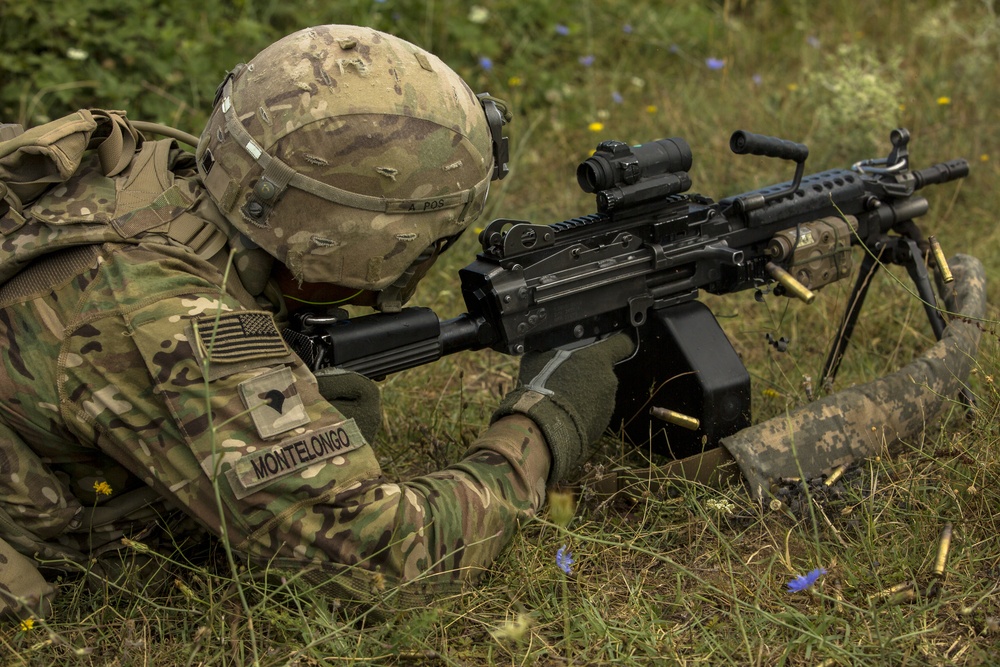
[[787, 567, 827, 593], [578, 55, 594, 67], [623, 24, 633, 34], [706, 57, 725, 70], [612, 91, 623, 104], [556, 545, 574, 574], [478, 56, 493, 71], [555, 24, 570, 36], [669, 44, 680, 54], [752, 73, 762, 85], [806, 35, 821, 49]]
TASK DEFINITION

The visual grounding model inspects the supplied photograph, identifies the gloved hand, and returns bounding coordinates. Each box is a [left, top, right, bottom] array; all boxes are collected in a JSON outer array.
[[492, 333, 635, 482], [314, 368, 382, 442]]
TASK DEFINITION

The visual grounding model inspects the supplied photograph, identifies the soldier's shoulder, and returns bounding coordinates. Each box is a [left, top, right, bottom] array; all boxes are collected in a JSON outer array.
[[76, 242, 231, 318]]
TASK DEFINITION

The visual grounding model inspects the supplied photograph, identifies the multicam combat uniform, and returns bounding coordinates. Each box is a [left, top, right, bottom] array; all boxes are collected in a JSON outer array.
[[0, 123, 549, 615]]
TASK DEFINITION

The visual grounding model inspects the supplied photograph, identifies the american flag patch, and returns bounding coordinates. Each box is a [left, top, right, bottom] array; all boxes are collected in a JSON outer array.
[[194, 311, 290, 363]]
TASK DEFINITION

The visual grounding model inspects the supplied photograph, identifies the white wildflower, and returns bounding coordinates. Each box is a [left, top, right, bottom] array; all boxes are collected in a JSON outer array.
[[468, 6, 489, 24], [706, 498, 736, 515]]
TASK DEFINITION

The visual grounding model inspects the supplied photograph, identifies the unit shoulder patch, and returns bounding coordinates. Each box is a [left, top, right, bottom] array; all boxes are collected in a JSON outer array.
[[237, 366, 311, 439]]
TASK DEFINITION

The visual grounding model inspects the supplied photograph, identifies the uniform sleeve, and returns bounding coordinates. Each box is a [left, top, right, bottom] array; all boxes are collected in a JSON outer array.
[[61, 282, 550, 593]]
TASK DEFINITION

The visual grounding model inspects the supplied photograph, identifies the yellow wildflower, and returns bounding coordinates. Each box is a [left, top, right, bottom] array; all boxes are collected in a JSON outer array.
[[588, 121, 604, 132], [787, 83, 799, 92], [121, 537, 151, 553], [981, 154, 989, 162], [937, 96, 951, 106], [762, 388, 782, 399], [507, 76, 522, 87], [547, 489, 576, 528], [93, 480, 113, 496], [490, 613, 533, 642], [645, 104, 657, 113], [174, 578, 195, 600], [19, 618, 34, 632]]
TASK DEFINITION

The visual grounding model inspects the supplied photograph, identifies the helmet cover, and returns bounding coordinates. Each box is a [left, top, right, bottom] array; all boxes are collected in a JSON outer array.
[[196, 25, 494, 292]]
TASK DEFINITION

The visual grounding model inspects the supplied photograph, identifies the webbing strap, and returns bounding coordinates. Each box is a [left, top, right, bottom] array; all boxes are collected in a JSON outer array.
[[166, 214, 229, 260], [90, 110, 140, 177], [218, 78, 490, 215]]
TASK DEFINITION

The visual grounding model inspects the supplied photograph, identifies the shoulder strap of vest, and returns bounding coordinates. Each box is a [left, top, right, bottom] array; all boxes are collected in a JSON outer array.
[[0, 109, 142, 216], [88, 109, 141, 178]]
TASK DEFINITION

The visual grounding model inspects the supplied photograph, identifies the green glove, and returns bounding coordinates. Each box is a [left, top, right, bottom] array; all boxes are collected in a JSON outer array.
[[314, 368, 382, 442], [492, 333, 635, 482]]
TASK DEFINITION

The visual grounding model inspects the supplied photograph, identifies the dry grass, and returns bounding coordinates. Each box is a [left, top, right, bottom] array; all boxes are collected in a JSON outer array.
[[3, 0, 1000, 665]]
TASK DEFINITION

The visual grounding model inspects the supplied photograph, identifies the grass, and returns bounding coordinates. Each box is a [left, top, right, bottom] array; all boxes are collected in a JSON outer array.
[[3, 0, 1000, 665]]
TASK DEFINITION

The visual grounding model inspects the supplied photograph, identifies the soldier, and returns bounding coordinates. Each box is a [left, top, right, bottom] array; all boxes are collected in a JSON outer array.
[[0, 24, 633, 616]]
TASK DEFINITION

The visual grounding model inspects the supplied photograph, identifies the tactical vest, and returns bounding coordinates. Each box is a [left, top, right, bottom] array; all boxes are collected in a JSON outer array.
[[0, 110, 229, 618], [0, 109, 228, 295]]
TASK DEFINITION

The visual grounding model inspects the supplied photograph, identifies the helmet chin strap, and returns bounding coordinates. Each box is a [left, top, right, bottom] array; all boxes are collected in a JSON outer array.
[[375, 244, 438, 313], [197, 204, 276, 299], [225, 232, 273, 297], [282, 290, 363, 306]]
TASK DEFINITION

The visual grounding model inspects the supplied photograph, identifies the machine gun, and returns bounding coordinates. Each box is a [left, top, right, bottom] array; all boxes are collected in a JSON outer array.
[[283, 129, 968, 458]]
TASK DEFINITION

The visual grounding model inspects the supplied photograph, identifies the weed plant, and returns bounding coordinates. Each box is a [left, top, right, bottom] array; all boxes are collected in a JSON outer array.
[[1, 0, 999, 665]]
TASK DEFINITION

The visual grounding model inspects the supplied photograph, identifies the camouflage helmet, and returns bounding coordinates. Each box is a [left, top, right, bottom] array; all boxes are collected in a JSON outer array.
[[195, 25, 507, 309]]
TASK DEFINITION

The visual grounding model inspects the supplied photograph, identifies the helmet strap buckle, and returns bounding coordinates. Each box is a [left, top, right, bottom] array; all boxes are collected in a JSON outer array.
[[241, 158, 295, 226]]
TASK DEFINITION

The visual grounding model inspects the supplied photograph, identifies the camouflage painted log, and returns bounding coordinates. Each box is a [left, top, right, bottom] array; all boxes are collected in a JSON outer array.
[[721, 254, 986, 500]]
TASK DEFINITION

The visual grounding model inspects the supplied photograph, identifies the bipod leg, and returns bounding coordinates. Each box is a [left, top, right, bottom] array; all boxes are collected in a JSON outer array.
[[900, 238, 975, 412], [900, 237, 948, 340], [822, 245, 886, 388]]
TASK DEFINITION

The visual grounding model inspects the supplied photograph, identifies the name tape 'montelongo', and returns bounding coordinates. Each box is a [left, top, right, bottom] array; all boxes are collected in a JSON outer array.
[[227, 419, 366, 498]]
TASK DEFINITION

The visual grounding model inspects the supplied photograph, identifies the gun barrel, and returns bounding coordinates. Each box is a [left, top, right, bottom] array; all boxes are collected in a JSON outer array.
[[913, 159, 969, 189]]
